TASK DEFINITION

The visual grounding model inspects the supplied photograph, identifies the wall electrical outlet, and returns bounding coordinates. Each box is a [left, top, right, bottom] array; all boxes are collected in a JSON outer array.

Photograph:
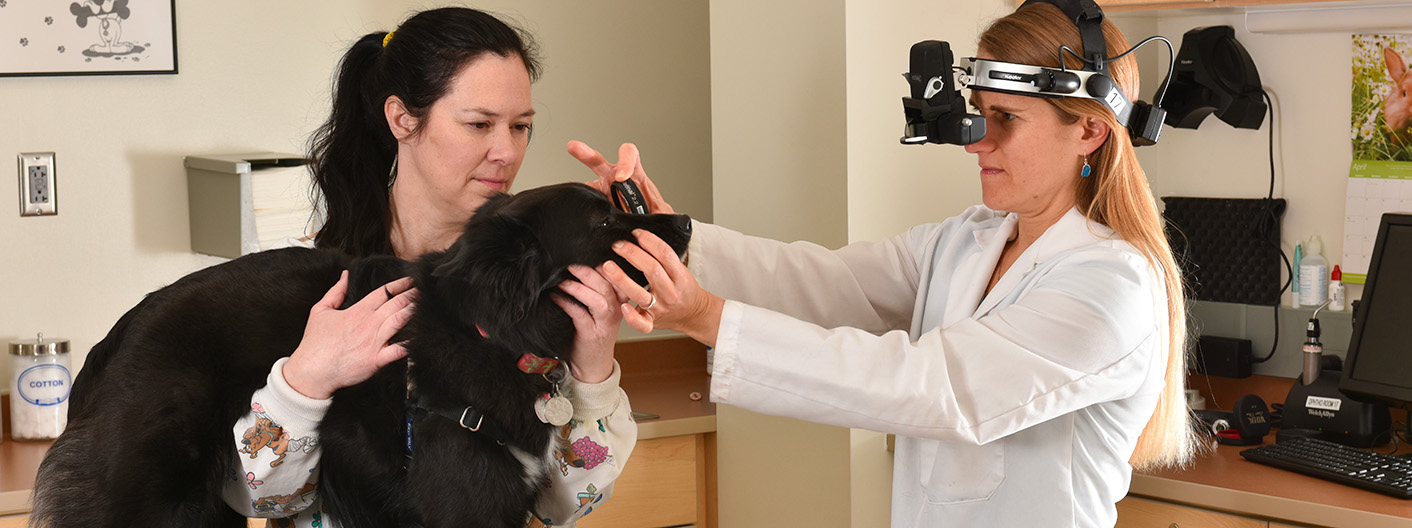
[[19, 152, 57, 216]]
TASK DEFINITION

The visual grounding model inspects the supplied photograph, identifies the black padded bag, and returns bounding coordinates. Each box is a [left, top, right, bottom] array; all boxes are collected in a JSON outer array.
[[1162, 197, 1286, 306]]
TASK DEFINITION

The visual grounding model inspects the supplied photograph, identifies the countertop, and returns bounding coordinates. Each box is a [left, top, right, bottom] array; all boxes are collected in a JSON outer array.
[[615, 336, 716, 439], [0, 336, 716, 516], [0, 399, 49, 516], [1130, 374, 1412, 527]]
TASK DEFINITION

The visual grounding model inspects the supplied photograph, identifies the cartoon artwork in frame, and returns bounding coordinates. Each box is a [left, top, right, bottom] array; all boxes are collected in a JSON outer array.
[[0, 0, 177, 76]]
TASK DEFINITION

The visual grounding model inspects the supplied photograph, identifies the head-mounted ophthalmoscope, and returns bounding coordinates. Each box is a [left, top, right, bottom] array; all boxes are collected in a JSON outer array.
[[900, 0, 1172, 148], [901, 41, 985, 146]]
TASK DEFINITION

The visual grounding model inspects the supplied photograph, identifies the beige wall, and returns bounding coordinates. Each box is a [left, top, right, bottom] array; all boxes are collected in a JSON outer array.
[[708, 0, 855, 525], [0, 0, 710, 379], [1, 0, 357, 377], [843, 0, 1015, 243], [1136, 9, 1412, 310]]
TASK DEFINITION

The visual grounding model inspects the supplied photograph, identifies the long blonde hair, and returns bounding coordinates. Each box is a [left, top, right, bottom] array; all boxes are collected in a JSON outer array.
[[980, 3, 1196, 470]]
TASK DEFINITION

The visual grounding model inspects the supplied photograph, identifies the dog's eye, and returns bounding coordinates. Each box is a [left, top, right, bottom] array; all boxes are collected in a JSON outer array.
[[597, 217, 611, 228]]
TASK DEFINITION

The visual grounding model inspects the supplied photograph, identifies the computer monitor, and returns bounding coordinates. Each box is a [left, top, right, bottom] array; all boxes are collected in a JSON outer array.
[[1340, 213, 1412, 409]]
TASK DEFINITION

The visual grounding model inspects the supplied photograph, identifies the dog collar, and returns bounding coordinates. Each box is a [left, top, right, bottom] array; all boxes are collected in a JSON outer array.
[[476, 325, 561, 376], [517, 353, 560, 375]]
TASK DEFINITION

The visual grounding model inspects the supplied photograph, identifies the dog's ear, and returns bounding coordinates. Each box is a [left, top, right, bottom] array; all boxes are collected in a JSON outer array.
[[430, 213, 555, 333], [429, 193, 523, 286]]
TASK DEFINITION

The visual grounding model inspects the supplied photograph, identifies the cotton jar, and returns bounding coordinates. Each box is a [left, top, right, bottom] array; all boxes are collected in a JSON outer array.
[[9, 334, 72, 440]]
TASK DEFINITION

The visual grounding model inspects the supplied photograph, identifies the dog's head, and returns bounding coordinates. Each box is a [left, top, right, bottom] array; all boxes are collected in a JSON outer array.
[[423, 182, 692, 356]]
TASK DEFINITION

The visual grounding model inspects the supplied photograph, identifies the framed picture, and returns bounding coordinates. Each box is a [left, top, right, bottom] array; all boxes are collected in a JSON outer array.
[[0, 0, 177, 77]]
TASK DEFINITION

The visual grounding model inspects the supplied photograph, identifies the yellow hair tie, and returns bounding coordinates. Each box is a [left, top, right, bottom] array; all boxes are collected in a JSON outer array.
[[382, 31, 395, 48]]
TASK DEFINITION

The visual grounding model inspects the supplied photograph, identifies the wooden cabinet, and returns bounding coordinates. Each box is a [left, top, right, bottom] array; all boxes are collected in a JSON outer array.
[[1117, 497, 1267, 528], [577, 433, 714, 528]]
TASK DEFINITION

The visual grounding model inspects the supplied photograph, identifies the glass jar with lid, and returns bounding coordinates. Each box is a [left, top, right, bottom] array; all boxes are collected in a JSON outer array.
[[9, 333, 72, 441]]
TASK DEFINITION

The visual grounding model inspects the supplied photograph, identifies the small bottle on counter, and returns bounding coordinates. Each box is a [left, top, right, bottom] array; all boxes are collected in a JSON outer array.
[[9, 333, 72, 441], [1328, 265, 1345, 312]]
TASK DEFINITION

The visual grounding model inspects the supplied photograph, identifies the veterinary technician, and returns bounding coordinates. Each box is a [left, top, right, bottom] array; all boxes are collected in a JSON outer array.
[[582, 1, 1196, 526], [223, 9, 635, 527]]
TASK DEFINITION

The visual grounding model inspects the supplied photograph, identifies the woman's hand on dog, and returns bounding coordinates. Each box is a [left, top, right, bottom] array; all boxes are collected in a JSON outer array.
[[568, 140, 676, 214], [602, 230, 724, 348], [284, 271, 418, 400], [554, 265, 625, 384]]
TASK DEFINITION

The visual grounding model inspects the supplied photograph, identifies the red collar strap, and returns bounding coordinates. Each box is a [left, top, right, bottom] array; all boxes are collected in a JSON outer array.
[[478, 325, 562, 375], [517, 353, 560, 375]]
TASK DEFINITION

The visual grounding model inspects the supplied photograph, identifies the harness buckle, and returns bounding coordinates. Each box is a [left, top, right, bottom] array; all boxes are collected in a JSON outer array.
[[458, 407, 485, 432]]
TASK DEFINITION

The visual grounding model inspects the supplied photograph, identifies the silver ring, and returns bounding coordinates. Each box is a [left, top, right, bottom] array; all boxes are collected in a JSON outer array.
[[643, 294, 657, 310]]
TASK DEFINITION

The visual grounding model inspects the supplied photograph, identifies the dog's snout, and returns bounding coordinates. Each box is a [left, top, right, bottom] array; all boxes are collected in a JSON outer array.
[[673, 215, 692, 237]]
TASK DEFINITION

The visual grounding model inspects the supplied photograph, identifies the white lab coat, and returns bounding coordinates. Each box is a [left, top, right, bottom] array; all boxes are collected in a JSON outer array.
[[688, 205, 1168, 527]]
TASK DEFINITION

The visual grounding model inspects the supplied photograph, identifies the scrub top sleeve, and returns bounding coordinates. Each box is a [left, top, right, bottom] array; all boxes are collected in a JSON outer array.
[[223, 358, 328, 516], [710, 247, 1163, 445], [529, 361, 637, 526]]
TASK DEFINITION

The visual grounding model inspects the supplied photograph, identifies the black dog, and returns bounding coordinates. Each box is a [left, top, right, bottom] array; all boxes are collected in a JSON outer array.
[[29, 183, 692, 528]]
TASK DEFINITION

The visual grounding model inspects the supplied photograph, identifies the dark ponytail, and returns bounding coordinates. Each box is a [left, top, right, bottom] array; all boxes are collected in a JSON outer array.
[[307, 8, 542, 258]]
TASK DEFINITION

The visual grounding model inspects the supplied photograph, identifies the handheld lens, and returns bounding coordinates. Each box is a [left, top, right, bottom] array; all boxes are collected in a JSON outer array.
[[611, 180, 649, 215]]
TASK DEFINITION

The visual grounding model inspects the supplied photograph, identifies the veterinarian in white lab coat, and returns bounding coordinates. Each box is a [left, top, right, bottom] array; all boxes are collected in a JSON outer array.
[[582, 3, 1196, 527], [224, 9, 635, 527]]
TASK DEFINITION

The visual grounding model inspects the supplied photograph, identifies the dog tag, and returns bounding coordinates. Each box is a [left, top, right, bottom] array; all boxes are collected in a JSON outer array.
[[534, 392, 574, 426], [534, 395, 550, 423], [543, 395, 573, 426]]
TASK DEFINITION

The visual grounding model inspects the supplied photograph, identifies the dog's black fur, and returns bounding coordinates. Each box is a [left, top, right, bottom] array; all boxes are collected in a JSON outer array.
[[29, 183, 692, 528]]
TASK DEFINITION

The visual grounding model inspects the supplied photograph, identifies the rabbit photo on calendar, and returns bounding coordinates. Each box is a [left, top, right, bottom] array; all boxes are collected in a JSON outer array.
[[1382, 46, 1412, 147]]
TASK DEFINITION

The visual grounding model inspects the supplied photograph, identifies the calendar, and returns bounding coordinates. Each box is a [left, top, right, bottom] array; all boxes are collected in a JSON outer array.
[[1342, 161, 1412, 284], [1345, 34, 1412, 284]]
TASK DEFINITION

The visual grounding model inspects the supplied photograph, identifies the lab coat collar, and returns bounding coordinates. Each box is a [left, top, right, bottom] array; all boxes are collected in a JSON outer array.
[[973, 207, 1116, 315], [1027, 207, 1117, 262], [973, 206, 1116, 261]]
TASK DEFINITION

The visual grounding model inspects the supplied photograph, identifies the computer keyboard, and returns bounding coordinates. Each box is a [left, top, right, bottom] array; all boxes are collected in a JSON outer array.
[[1241, 438, 1412, 499]]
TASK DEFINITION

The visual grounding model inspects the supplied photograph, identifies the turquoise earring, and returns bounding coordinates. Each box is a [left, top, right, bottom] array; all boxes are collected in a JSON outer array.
[[1081, 154, 1091, 178]]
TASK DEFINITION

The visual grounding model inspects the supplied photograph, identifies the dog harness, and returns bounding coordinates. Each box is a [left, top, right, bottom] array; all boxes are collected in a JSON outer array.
[[406, 394, 513, 448], [402, 354, 571, 461]]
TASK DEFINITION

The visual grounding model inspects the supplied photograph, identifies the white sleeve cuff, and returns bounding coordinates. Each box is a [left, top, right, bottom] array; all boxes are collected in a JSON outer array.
[[268, 357, 333, 425], [565, 359, 626, 421]]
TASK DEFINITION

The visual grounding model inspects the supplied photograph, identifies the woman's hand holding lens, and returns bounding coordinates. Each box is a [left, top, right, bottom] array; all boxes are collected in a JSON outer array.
[[601, 229, 723, 347], [567, 140, 675, 214]]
